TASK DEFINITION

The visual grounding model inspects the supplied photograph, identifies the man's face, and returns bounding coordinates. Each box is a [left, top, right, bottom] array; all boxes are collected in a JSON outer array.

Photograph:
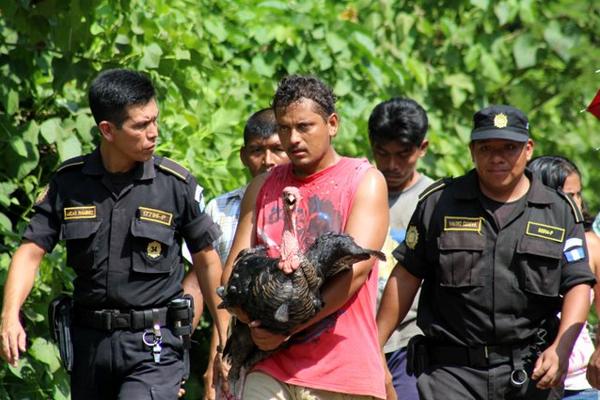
[[276, 98, 337, 175], [109, 98, 159, 164], [562, 172, 583, 210], [240, 134, 288, 177], [470, 138, 533, 196], [372, 139, 428, 193]]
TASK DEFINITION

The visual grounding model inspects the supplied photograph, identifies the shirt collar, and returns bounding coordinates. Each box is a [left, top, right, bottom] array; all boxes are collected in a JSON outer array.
[[82, 147, 155, 180], [453, 168, 551, 205]]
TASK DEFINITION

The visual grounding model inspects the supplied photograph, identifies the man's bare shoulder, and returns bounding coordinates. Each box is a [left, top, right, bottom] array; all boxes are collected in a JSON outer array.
[[356, 167, 387, 197]]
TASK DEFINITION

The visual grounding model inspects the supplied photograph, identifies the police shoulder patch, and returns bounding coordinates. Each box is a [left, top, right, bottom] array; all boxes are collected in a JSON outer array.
[[155, 156, 190, 182], [557, 190, 583, 224], [418, 177, 451, 202], [56, 156, 85, 173], [405, 225, 419, 249]]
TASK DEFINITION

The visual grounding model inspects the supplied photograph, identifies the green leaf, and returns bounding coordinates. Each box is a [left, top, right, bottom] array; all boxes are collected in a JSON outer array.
[[29, 338, 61, 373], [175, 49, 191, 60], [57, 134, 82, 161], [6, 89, 18, 115], [115, 34, 130, 45], [444, 74, 475, 92], [251, 55, 275, 77], [480, 52, 503, 82], [75, 113, 96, 144], [494, 2, 512, 25], [7, 357, 32, 378], [90, 21, 103, 35], [139, 43, 163, 70], [258, 1, 289, 11], [204, 18, 227, 42], [0, 182, 18, 208], [470, 0, 489, 9], [40, 118, 61, 144], [326, 32, 346, 53], [513, 34, 538, 69], [9, 136, 27, 157], [0, 212, 12, 232], [543, 21, 574, 61], [518, 0, 535, 24], [334, 78, 352, 97], [352, 31, 376, 54], [406, 58, 428, 87]]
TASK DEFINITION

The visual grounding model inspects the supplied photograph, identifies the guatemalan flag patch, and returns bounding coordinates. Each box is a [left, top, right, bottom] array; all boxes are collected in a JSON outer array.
[[563, 237, 586, 263]]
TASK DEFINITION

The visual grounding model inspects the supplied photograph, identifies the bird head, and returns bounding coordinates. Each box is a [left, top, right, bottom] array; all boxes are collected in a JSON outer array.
[[282, 186, 301, 213]]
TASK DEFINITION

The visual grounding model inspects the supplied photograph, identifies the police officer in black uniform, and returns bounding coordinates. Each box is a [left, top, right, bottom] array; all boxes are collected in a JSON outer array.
[[0, 69, 229, 399], [377, 105, 595, 399]]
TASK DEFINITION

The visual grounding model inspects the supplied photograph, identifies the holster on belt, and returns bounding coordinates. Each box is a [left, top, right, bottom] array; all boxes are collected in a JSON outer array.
[[48, 294, 73, 373], [167, 294, 194, 380], [406, 334, 429, 377]]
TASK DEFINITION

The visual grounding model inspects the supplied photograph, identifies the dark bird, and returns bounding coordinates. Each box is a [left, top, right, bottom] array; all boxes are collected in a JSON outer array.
[[217, 186, 386, 382]]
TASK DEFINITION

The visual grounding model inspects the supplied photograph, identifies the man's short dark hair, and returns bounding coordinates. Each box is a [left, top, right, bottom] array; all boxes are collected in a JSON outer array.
[[272, 75, 336, 119], [368, 98, 428, 147], [88, 69, 156, 127], [243, 108, 278, 145]]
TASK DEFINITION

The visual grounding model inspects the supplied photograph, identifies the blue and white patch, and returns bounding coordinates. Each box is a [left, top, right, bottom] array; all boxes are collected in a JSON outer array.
[[563, 237, 585, 263], [194, 184, 205, 212]]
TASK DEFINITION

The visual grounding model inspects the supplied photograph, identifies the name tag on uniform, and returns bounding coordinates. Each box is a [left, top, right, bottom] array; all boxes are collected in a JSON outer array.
[[444, 216, 482, 232], [525, 221, 565, 243], [64, 206, 96, 220], [138, 207, 173, 226]]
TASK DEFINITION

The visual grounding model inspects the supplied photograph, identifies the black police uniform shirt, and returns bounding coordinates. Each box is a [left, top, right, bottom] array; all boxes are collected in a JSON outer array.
[[24, 148, 221, 310], [394, 169, 595, 346]]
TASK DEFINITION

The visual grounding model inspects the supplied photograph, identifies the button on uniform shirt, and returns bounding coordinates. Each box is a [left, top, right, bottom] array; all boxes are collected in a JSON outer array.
[[24, 148, 221, 309], [394, 169, 595, 346]]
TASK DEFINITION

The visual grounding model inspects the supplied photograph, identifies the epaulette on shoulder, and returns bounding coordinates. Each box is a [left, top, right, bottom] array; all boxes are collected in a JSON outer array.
[[557, 190, 584, 223], [155, 156, 190, 182], [418, 177, 452, 202], [56, 155, 85, 173]]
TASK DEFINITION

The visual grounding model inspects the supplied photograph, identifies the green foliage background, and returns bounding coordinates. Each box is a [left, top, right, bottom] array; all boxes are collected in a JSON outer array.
[[0, 0, 599, 398]]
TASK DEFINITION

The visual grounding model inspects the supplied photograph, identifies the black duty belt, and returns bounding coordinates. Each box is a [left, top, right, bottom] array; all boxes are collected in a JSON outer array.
[[428, 343, 529, 368], [73, 307, 169, 331]]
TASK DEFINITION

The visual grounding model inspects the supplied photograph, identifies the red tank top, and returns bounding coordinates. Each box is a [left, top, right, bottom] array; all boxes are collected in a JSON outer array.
[[252, 157, 386, 398]]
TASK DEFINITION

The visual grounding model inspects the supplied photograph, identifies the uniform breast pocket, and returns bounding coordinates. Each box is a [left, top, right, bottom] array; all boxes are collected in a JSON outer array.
[[516, 236, 562, 297], [437, 232, 486, 288], [130, 219, 177, 274], [60, 220, 102, 271]]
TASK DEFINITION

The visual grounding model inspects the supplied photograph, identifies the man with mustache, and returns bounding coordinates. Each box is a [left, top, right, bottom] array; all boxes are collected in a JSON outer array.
[[377, 105, 595, 399], [222, 75, 388, 399]]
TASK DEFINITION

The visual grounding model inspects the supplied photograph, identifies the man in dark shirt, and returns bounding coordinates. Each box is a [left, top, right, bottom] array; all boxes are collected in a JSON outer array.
[[377, 105, 595, 399], [0, 69, 229, 399]]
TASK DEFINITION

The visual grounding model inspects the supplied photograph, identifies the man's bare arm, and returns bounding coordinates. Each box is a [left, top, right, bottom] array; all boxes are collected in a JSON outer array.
[[533, 283, 590, 388], [0, 241, 46, 366], [376, 263, 422, 347]]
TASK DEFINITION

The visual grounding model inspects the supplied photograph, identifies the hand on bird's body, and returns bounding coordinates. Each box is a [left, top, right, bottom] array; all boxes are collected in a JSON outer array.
[[213, 351, 231, 396], [249, 320, 290, 351]]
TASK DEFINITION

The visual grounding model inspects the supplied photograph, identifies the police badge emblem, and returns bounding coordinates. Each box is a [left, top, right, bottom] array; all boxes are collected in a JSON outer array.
[[147, 241, 162, 259], [493, 113, 508, 128], [405, 225, 419, 249]]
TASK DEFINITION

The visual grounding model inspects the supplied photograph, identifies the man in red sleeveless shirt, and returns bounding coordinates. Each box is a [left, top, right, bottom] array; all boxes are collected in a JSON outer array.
[[221, 75, 389, 399]]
